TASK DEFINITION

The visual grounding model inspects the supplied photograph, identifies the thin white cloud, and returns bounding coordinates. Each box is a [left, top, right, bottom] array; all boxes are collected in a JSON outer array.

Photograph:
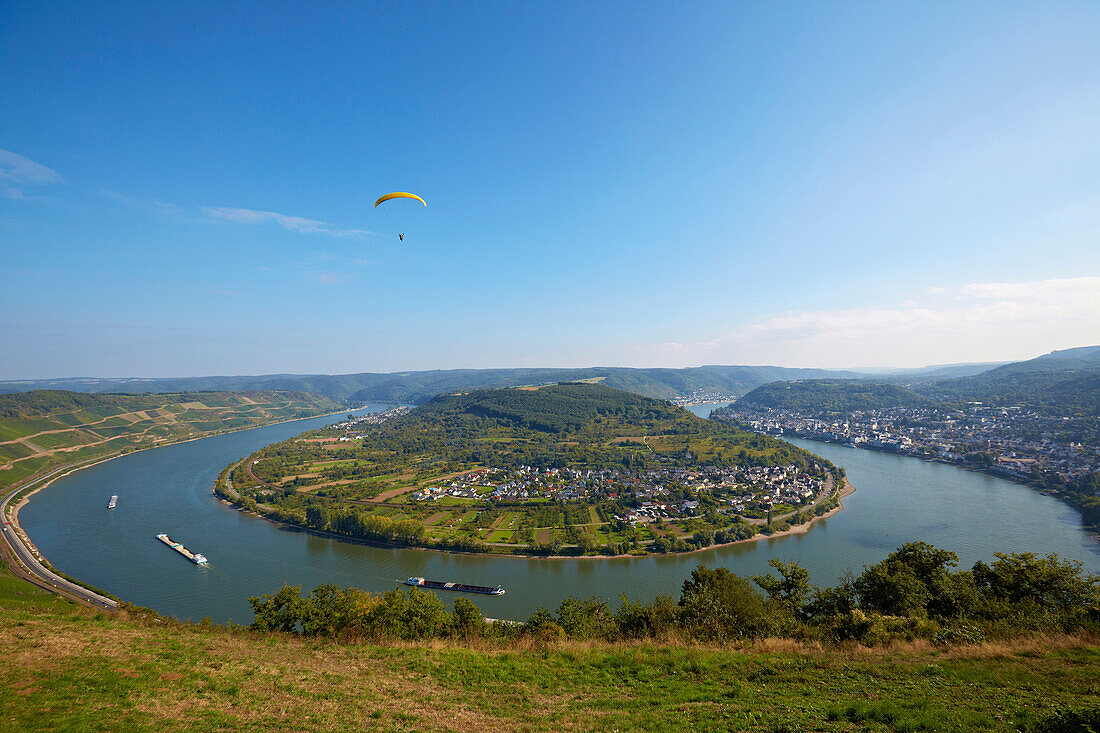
[[203, 206, 373, 238], [0, 149, 64, 186], [101, 190, 187, 219], [305, 270, 349, 285], [627, 276, 1100, 368]]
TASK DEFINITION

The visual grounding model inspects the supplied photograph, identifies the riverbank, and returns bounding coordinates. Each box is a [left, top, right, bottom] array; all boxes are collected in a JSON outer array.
[[2, 405, 357, 606], [216, 467, 855, 561], [781, 434, 1098, 544]]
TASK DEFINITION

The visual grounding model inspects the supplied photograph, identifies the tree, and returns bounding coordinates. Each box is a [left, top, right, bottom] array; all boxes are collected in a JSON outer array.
[[678, 565, 769, 639], [451, 597, 487, 637], [614, 594, 679, 639], [752, 559, 813, 618], [972, 552, 1100, 612], [305, 503, 330, 530], [370, 588, 452, 640], [248, 585, 305, 632], [555, 596, 615, 639], [853, 542, 959, 617], [577, 532, 599, 554]]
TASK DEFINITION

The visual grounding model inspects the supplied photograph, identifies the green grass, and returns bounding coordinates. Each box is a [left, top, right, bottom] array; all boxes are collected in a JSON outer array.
[[0, 558, 1097, 732]]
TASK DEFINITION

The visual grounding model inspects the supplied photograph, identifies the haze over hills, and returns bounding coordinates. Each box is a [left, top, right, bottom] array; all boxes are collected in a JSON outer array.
[[1, 346, 1094, 413]]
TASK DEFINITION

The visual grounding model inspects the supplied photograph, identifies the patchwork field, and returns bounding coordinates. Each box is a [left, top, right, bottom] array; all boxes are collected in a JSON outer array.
[[0, 390, 341, 490]]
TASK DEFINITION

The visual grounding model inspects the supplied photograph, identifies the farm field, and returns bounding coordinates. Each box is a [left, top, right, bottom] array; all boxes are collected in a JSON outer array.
[[0, 390, 341, 490]]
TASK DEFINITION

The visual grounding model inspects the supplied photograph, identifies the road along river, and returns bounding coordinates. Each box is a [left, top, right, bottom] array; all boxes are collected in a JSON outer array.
[[19, 403, 1099, 624]]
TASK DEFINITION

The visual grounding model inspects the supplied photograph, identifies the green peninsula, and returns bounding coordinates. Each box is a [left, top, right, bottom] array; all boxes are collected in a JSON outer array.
[[220, 383, 844, 555]]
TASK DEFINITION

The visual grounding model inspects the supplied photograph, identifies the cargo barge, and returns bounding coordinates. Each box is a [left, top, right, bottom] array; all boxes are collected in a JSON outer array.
[[156, 533, 208, 564], [404, 576, 504, 596]]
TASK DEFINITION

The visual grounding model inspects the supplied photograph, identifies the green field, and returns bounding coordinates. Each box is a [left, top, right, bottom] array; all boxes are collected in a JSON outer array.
[[0, 390, 341, 492]]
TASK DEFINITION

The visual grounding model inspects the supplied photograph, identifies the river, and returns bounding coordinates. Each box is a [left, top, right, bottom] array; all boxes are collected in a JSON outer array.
[[19, 402, 1098, 624]]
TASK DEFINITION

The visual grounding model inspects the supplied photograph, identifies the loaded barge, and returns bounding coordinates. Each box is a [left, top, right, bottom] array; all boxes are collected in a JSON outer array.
[[156, 533, 208, 564], [404, 576, 504, 596]]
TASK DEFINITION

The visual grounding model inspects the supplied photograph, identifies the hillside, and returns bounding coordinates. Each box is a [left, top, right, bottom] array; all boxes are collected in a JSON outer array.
[[718, 346, 1100, 418], [223, 384, 834, 556], [0, 364, 866, 403], [732, 380, 931, 414], [912, 346, 1100, 416], [0, 390, 340, 489], [412, 382, 688, 433], [1, 561, 1098, 732]]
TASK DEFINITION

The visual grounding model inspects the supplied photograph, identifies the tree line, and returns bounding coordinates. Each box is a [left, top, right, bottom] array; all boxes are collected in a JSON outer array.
[[250, 542, 1099, 646]]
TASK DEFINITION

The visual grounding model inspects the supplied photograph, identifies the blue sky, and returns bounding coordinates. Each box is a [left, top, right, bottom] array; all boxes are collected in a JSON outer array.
[[3, 2, 1099, 379]]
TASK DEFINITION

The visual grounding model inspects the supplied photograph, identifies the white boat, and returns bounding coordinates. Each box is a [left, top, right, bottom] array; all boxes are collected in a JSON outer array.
[[107, 495, 118, 509]]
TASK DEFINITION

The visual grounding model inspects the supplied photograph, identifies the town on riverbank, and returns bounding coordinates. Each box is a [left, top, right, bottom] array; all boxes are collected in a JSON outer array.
[[218, 384, 848, 557]]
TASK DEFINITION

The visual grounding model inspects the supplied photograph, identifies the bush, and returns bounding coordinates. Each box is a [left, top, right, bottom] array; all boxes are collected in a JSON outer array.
[[821, 609, 938, 645], [555, 596, 617, 639], [614, 594, 679, 639]]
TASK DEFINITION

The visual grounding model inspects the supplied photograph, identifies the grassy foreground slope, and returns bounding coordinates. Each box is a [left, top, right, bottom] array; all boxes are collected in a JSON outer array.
[[1, 565, 1098, 732], [0, 390, 341, 489]]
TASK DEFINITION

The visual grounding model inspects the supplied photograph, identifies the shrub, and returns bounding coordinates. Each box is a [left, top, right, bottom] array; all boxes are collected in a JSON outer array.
[[614, 594, 679, 639]]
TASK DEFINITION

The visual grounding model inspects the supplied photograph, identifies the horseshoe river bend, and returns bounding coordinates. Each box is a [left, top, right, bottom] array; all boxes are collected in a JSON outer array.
[[18, 404, 1100, 624]]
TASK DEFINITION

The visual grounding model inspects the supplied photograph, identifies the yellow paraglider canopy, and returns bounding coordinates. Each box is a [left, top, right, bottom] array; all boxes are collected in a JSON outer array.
[[374, 192, 427, 208]]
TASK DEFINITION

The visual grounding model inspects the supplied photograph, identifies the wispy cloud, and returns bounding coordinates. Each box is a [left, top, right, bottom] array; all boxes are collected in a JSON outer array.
[[0, 149, 64, 199], [203, 207, 373, 238], [101, 190, 187, 219], [0, 149, 63, 185], [628, 277, 1100, 368], [305, 270, 351, 285]]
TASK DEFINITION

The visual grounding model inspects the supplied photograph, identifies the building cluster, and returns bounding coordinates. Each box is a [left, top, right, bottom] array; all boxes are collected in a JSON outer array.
[[722, 404, 1099, 488], [409, 462, 824, 523], [328, 405, 410, 435], [670, 391, 739, 407]]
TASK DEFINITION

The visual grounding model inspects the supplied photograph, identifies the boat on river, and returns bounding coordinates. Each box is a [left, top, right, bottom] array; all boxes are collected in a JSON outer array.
[[107, 495, 117, 509], [156, 533, 208, 565], [404, 576, 504, 595]]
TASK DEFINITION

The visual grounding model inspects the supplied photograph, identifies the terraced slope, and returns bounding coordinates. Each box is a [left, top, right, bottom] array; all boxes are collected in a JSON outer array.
[[0, 390, 341, 489]]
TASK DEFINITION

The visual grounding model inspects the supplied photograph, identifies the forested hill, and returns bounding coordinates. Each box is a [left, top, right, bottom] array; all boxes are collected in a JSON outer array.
[[911, 348, 1100, 416], [411, 383, 688, 433], [290, 383, 813, 474], [0, 364, 865, 403], [731, 380, 930, 414], [722, 346, 1100, 418]]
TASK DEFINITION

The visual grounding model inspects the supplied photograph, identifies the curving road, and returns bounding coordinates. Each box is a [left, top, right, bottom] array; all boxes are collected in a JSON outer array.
[[1, 462, 119, 611]]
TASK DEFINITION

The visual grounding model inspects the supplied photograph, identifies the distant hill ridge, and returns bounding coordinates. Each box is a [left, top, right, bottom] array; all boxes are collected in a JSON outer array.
[[0, 365, 870, 403], [4, 345, 1094, 410], [726, 345, 1100, 417]]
